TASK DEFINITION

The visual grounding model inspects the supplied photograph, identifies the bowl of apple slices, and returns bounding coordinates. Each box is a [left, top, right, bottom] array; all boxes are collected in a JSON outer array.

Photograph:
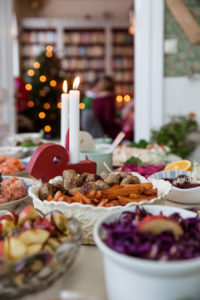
[[0, 205, 81, 299]]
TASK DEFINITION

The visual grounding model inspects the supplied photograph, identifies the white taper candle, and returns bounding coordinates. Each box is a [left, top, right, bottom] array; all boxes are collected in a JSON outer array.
[[61, 80, 69, 147], [69, 76, 80, 163]]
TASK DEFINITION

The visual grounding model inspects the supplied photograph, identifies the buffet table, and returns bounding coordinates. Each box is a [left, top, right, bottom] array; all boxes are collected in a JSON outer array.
[[22, 246, 107, 300], [12, 168, 199, 300], [9, 172, 106, 300]]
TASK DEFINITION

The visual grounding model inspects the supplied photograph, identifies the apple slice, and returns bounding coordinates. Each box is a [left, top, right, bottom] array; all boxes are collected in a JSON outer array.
[[137, 215, 183, 237], [34, 217, 55, 234], [26, 244, 42, 255], [0, 220, 16, 236], [0, 215, 14, 222], [0, 241, 4, 257], [51, 212, 68, 235], [18, 229, 50, 246], [6, 237, 27, 262], [43, 244, 54, 254], [18, 205, 38, 226], [23, 219, 32, 230], [47, 237, 61, 250], [58, 235, 71, 243], [9, 211, 19, 223]]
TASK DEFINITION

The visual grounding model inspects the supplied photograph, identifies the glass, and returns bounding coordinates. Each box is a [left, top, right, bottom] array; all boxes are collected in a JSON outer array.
[[0, 209, 82, 299]]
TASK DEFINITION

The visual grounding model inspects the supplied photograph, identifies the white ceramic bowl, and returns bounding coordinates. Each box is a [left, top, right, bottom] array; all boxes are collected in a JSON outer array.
[[29, 175, 171, 245], [149, 170, 200, 205], [94, 205, 200, 300], [0, 146, 28, 158], [80, 149, 113, 173]]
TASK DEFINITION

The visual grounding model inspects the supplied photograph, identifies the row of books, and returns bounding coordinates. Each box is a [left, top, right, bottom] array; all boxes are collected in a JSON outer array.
[[71, 71, 104, 83], [116, 84, 133, 95], [21, 45, 50, 56], [113, 32, 132, 44], [21, 30, 56, 44], [62, 58, 105, 70], [112, 58, 133, 69], [114, 71, 133, 82], [64, 45, 104, 57], [64, 31, 105, 44], [113, 46, 133, 56]]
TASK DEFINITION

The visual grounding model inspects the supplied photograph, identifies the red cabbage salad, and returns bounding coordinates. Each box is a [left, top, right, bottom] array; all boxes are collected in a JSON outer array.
[[121, 157, 165, 178], [102, 207, 200, 261]]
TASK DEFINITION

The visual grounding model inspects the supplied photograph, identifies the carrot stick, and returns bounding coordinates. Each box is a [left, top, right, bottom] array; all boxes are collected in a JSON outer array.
[[102, 183, 153, 200], [70, 192, 83, 204], [75, 191, 91, 204], [97, 198, 109, 206], [87, 190, 97, 198], [130, 193, 140, 199], [143, 188, 157, 196], [117, 196, 135, 205], [47, 195, 53, 201], [54, 191, 64, 201]]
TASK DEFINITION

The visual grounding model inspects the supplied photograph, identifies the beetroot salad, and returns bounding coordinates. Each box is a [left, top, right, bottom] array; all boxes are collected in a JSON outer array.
[[103, 207, 200, 261], [122, 163, 165, 178]]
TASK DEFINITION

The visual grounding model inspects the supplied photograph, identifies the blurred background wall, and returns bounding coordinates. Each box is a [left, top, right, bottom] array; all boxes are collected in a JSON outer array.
[[164, 0, 200, 123]]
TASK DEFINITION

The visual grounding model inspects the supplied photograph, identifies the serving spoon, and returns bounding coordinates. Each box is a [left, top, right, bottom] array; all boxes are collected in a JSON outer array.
[[107, 132, 125, 153]]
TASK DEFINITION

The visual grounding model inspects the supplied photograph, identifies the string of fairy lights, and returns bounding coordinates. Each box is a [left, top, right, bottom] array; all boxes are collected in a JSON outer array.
[[24, 45, 60, 134], [116, 94, 131, 103]]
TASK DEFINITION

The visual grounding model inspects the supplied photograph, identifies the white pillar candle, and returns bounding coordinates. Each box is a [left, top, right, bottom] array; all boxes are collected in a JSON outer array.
[[61, 80, 69, 147], [69, 76, 80, 164]]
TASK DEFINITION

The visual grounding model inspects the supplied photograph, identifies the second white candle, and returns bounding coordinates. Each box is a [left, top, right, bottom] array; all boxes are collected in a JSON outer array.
[[61, 80, 69, 147], [69, 88, 80, 163]]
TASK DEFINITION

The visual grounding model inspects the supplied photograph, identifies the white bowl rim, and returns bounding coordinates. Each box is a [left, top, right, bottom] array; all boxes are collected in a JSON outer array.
[[29, 176, 172, 210], [93, 205, 200, 274], [149, 170, 200, 193]]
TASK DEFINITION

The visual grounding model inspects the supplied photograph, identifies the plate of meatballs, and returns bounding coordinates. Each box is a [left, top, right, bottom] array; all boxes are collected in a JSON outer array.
[[29, 170, 171, 244]]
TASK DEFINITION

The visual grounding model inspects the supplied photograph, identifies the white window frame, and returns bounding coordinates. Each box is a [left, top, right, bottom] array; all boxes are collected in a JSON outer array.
[[0, 0, 16, 137], [134, 0, 164, 141]]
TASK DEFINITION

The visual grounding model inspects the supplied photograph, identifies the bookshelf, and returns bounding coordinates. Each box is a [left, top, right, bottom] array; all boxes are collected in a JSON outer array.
[[112, 29, 134, 95], [20, 19, 134, 96], [20, 28, 56, 71], [62, 29, 105, 86]]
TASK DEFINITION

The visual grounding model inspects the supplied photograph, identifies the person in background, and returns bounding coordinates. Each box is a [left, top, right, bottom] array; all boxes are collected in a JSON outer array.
[[93, 76, 121, 139], [81, 81, 104, 138]]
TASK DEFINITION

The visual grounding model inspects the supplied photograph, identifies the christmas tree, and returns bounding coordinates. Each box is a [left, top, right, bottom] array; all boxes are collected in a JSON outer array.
[[24, 46, 63, 138]]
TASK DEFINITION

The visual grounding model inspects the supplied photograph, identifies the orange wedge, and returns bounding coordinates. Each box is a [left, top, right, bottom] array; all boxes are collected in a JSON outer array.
[[164, 160, 192, 171]]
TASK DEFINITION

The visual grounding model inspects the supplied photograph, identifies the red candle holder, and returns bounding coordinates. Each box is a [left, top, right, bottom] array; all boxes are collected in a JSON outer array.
[[26, 143, 96, 182]]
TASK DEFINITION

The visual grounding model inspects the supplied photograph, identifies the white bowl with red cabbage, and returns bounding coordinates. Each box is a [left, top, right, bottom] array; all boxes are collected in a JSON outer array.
[[94, 205, 200, 300], [149, 170, 200, 204]]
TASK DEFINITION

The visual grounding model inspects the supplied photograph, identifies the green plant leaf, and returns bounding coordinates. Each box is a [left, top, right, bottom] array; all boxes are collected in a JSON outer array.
[[124, 156, 143, 165]]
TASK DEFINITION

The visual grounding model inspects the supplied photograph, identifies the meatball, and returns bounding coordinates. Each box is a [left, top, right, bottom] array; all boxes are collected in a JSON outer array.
[[104, 173, 121, 186], [78, 173, 91, 185], [80, 182, 99, 194], [63, 169, 79, 190], [39, 183, 56, 200], [118, 172, 130, 179], [85, 174, 101, 183], [120, 175, 140, 185], [95, 180, 110, 190]]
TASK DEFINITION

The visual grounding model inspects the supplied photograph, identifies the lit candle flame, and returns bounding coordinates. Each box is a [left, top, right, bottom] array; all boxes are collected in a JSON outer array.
[[62, 80, 68, 93], [73, 76, 80, 90]]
